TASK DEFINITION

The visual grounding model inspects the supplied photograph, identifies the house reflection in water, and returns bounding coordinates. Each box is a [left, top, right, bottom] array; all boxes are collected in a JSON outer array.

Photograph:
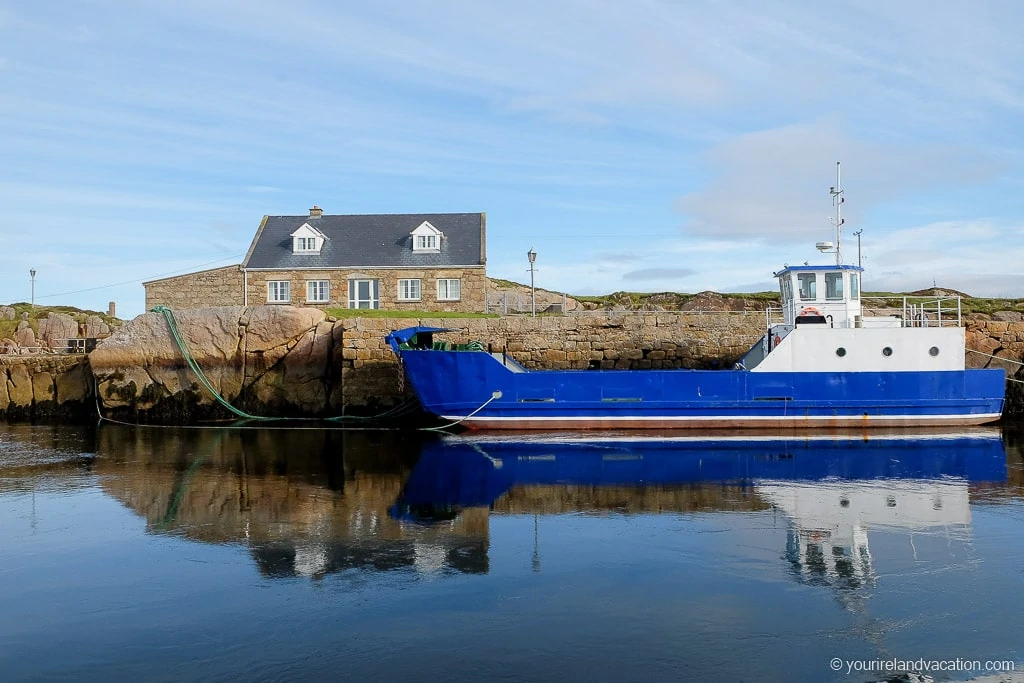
[[93, 425, 1007, 583], [94, 426, 491, 580]]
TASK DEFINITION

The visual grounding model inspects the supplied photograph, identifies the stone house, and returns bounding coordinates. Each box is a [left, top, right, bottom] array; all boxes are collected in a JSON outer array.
[[144, 208, 488, 312]]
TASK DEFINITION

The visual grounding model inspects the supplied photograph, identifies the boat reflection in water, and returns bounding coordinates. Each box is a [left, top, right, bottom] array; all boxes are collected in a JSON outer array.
[[396, 429, 1007, 592], [95, 426, 1007, 585]]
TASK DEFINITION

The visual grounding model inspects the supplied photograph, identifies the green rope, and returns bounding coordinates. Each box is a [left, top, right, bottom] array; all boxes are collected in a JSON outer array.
[[153, 305, 264, 420], [151, 305, 417, 423]]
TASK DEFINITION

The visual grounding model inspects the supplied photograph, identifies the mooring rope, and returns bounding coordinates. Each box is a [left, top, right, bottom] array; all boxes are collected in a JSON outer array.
[[966, 348, 1024, 367], [152, 305, 263, 420], [87, 306, 494, 429], [965, 349, 1024, 383], [421, 391, 503, 433], [151, 304, 437, 423]]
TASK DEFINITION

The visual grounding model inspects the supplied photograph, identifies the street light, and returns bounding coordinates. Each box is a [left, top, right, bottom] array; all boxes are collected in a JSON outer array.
[[29, 269, 36, 309], [527, 248, 537, 317]]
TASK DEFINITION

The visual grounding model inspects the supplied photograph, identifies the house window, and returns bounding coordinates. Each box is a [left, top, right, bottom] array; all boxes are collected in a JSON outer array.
[[295, 237, 318, 253], [307, 280, 329, 303], [850, 273, 860, 300], [437, 278, 461, 301], [797, 273, 817, 300], [415, 235, 438, 250], [398, 279, 421, 301], [348, 279, 379, 309], [267, 281, 290, 303], [825, 272, 844, 300]]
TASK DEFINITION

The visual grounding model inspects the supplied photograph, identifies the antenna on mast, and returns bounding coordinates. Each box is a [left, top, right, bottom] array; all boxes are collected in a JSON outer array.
[[829, 162, 845, 266]]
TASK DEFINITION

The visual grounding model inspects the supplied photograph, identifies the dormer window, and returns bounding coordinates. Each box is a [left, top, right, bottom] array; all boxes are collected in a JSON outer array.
[[415, 234, 438, 250], [290, 223, 327, 254], [410, 221, 443, 253]]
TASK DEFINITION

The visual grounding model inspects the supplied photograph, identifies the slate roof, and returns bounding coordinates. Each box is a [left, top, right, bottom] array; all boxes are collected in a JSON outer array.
[[242, 213, 486, 270]]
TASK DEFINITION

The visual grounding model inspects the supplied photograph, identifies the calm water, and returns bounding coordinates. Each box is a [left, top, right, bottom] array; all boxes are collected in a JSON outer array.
[[2, 424, 1024, 682]]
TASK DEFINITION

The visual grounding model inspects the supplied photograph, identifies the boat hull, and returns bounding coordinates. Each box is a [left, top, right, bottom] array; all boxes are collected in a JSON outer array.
[[393, 347, 1006, 430], [446, 413, 1002, 430]]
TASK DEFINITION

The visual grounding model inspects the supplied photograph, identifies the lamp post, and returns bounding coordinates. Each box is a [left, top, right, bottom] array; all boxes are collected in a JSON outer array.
[[853, 230, 863, 268], [29, 269, 36, 309], [527, 248, 537, 317]]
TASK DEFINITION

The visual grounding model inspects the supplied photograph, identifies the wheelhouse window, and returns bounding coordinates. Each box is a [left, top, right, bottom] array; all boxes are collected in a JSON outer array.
[[825, 272, 844, 300], [780, 276, 793, 302], [850, 273, 860, 299], [397, 278, 421, 301], [306, 280, 329, 303], [348, 279, 379, 309], [267, 281, 290, 303], [797, 273, 817, 300], [437, 278, 461, 301]]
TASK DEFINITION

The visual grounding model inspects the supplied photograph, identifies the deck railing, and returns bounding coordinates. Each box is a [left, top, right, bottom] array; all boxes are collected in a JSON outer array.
[[861, 296, 963, 328]]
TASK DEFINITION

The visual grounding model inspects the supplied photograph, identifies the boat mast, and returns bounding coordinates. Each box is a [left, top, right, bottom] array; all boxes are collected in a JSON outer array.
[[829, 162, 845, 266]]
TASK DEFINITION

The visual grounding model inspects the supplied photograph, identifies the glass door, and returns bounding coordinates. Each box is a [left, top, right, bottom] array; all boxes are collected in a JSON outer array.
[[347, 279, 379, 309]]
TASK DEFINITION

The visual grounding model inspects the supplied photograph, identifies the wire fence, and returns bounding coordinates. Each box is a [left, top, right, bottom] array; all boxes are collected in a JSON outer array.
[[486, 293, 970, 326]]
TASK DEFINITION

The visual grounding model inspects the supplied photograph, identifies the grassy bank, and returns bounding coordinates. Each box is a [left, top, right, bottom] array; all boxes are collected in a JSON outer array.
[[0, 303, 122, 340]]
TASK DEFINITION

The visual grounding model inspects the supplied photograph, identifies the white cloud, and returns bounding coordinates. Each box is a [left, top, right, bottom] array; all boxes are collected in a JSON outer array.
[[675, 119, 995, 241]]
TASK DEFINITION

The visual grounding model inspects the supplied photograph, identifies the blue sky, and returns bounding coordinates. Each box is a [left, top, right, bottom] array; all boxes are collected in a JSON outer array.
[[2, 0, 1023, 318]]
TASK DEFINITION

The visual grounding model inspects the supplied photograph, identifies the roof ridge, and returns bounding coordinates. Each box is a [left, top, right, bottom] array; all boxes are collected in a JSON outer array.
[[266, 212, 483, 219]]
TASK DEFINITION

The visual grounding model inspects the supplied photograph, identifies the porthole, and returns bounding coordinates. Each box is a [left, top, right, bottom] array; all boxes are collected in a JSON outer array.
[[929, 346, 939, 357], [882, 346, 893, 357], [836, 347, 847, 357]]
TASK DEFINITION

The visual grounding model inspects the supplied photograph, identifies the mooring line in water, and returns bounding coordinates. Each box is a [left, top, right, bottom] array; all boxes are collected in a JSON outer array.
[[421, 391, 503, 433], [91, 359, 428, 431], [87, 306, 500, 431]]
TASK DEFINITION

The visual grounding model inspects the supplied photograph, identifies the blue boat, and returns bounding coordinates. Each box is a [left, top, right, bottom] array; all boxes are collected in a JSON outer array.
[[387, 167, 1005, 430]]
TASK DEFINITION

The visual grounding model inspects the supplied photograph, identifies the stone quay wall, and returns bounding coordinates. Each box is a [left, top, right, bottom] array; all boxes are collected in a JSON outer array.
[[1, 355, 93, 421]]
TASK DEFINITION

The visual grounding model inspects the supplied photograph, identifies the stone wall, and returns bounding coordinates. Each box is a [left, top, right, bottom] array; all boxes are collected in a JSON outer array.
[[337, 313, 767, 411], [244, 267, 488, 313], [1, 355, 93, 420], [967, 317, 1024, 414], [144, 265, 245, 310]]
